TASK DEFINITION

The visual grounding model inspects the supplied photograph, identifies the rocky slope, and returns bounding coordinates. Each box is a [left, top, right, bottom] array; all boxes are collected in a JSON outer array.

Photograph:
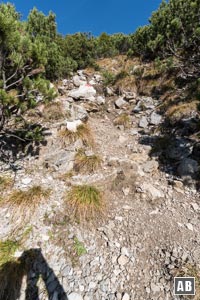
[[0, 68, 200, 300]]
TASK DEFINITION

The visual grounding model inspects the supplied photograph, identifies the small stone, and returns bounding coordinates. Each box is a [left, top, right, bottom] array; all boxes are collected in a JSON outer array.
[[118, 255, 129, 266], [191, 203, 199, 211], [115, 97, 128, 108], [149, 112, 162, 125], [68, 292, 83, 300], [186, 223, 193, 231], [121, 247, 129, 257], [139, 116, 148, 128], [151, 283, 160, 293], [122, 293, 130, 300], [22, 177, 32, 185], [96, 96, 105, 105]]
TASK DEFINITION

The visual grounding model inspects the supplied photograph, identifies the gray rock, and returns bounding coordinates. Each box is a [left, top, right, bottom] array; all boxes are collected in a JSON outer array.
[[70, 104, 88, 122], [139, 182, 164, 200], [118, 255, 129, 266], [69, 84, 96, 100], [142, 160, 159, 173], [106, 87, 114, 96], [177, 158, 199, 177], [68, 292, 83, 300], [122, 293, 130, 300], [150, 283, 160, 293], [115, 97, 128, 109], [73, 75, 86, 87], [96, 96, 105, 105], [139, 116, 148, 128], [150, 112, 162, 125]]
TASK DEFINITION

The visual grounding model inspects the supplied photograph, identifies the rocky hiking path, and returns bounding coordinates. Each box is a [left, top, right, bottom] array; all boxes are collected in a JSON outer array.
[[0, 70, 200, 300]]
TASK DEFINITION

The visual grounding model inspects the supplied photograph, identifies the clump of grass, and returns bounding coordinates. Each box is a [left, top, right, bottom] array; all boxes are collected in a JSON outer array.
[[58, 171, 74, 181], [113, 113, 131, 128], [73, 237, 87, 256], [43, 102, 66, 121], [65, 185, 104, 222], [0, 240, 20, 266], [74, 149, 102, 173], [4, 186, 51, 224], [0, 176, 13, 192], [59, 124, 94, 147], [7, 186, 51, 207]]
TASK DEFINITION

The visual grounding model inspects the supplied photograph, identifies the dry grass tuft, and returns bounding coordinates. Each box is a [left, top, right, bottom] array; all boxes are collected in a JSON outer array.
[[0, 176, 13, 192], [74, 149, 102, 173], [3, 186, 51, 224], [113, 113, 131, 128], [43, 102, 67, 121], [65, 185, 104, 222], [59, 124, 94, 147]]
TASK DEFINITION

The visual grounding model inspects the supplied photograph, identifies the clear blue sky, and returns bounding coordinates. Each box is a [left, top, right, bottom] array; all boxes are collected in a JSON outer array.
[[2, 0, 162, 36]]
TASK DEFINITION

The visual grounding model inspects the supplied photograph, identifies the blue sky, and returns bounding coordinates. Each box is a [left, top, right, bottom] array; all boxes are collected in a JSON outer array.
[[2, 0, 162, 36]]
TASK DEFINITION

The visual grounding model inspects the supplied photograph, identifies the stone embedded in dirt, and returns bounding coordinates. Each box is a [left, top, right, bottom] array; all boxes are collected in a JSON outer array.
[[68, 292, 83, 300], [124, 91, 137, 101], [186, 223, 193, 231], [139, 182, 164, 200], [118, 255, 129, 266], [69, 84, 96, 100], [70, 104, 88, 122], [150, 283, 160, 293], [73, 75, 86, 87], [139, 116, 149, 128], [149, 111, 162, 125], [177, 158, 199, 177], [105, 87, 114, 96], [122, 293, 130, 300], [115, 97, 128, 109], [21, 177, 32, 185], [96, 96, 105, 105], [142, 160, 159, 173]]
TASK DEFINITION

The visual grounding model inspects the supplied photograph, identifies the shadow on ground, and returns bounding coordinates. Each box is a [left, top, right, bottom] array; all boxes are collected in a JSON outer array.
[[0, 124, 51, 168], [138, 116, 200, 189], [0, 248, 68, 300]]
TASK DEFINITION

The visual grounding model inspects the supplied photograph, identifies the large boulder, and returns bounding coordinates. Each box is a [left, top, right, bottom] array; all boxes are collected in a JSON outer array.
[[177, 158, 199, 177], [73, 75, 86, 87], [69, 84, 96, 100]]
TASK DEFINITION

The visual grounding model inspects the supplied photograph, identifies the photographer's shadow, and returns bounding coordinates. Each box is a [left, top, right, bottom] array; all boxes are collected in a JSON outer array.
[[0, 248, 68, 300]]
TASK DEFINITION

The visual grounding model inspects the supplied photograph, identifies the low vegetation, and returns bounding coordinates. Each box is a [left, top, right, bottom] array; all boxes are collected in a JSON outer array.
[[0, 176, 13, 192], [42, 102, 67, 122], [0, 239, 20, 266], [58, 124, 94, 147], [65, 184, 104, 223], [74, 149, 102, 173], [73, 237, 87, 256], [113, 113, 131, 128], [3, 186, 51, 224]]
